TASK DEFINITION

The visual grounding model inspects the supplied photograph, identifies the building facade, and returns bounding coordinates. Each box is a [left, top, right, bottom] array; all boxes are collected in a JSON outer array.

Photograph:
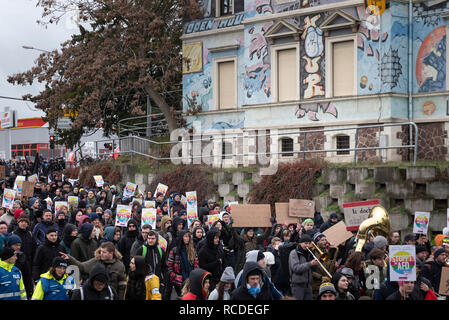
[[181, 0, 449, 167]]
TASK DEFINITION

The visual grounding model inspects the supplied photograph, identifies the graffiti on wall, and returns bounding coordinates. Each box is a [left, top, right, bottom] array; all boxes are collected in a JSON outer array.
[[413, 0, 449, 27], [300, 14, 325, 99], [416, 26, 446, 93], [294, 102, 338, 121]]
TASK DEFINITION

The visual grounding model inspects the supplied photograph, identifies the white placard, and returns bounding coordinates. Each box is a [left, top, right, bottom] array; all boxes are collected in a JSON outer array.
[[389, 245, 416, 282], [413, 211, 430, 235]]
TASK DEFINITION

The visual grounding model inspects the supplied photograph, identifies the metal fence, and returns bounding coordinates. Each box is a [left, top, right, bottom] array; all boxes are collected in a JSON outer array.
[[80, 122, 418, 170]]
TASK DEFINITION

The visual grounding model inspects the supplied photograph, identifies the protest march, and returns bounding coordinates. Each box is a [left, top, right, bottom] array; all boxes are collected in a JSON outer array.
[[0, 158, 448, 302]]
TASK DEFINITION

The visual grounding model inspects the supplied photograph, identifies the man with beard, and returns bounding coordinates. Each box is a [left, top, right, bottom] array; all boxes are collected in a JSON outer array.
[[32, 210, 59, 246], [32, 227, 66, 281]]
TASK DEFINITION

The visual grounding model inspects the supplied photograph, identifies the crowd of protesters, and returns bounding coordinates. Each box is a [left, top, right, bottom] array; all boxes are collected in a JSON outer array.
[[0, 158, 448, 301]]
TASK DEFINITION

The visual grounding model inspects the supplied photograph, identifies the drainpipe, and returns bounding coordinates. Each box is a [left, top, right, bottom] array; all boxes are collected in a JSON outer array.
[[408, 0, 413, 161]]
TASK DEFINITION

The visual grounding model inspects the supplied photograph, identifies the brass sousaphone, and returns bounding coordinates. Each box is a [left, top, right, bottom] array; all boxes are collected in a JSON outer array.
[[355, 205, 390, 252]]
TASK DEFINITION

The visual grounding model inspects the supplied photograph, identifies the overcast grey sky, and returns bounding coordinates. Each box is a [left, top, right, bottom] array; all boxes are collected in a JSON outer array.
[[0, 0, 75, 119]]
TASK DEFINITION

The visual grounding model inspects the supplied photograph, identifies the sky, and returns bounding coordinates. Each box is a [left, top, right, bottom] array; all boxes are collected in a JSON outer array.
[[0, 0, 76, 119]]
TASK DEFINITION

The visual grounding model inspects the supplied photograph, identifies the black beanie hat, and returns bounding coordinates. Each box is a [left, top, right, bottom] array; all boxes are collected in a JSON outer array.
[[1, 247, 16, 261], [299, 234, 313, 243], [257, 250, 265, 262], [46, 226, 58, 235], [52, 257, 68, 269]]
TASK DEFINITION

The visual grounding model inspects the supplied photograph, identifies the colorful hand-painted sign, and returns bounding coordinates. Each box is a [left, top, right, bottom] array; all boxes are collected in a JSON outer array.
[[413, 211, 430, 235], [115, 205, 132, 227], [389, 245, 416, 282], [2, 189, 16, 209], [123, 182, 137, 198], [142, 208, 157, 229]]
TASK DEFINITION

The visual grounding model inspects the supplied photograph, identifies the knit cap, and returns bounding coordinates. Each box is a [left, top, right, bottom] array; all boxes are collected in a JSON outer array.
[[220, 266, 236, 283], [319, 282, 336, 296]]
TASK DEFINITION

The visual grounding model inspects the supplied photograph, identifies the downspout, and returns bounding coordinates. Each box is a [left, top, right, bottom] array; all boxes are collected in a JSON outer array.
[[408, 0, 413, 161]]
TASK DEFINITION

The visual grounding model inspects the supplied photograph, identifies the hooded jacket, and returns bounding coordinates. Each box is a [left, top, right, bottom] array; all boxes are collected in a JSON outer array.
[[67, 247, 126, 299], [167, 230, 199, 288], [118, 219, 139, 273], [123, 255, 162, 300], [181, 268, 212, 300], [70, 223, 98, 262], [230, 261, 273, 300], [198, 227, 224, 284], [60, 223, 77, 255], [71, 264, 118, 300]]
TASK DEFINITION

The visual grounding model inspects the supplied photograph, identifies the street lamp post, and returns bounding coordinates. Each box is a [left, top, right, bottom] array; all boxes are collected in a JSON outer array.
[[22, 45, 51, 53]]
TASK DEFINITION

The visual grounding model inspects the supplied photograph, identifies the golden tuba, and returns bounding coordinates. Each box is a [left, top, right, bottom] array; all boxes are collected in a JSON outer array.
[[355, 205, 390, 252]]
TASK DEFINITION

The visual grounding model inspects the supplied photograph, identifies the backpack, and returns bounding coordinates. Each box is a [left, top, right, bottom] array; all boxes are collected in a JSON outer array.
[[142, 245, 163, 260]]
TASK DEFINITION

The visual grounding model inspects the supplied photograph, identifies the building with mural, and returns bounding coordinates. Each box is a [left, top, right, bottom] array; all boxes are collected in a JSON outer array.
[[181, 0, 449, 167]]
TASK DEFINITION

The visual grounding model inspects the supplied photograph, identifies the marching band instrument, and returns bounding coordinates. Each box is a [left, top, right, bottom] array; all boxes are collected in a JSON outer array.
[[307, 247, 333, 278], [355, 205, 390, 252]]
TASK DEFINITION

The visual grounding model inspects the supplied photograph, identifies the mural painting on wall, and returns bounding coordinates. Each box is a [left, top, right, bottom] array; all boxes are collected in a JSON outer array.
[[413, 0, 449, 27], [182, 42, 203, 74], [300, 14, 326, 99], [422, 101, 436, 116], [294, 102, 338, 121], [416, 25, 446, 93], [357, 6, 391, 93]]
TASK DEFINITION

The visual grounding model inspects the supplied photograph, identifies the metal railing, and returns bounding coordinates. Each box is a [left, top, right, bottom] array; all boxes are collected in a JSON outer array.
[[118, 111, 183, 138], [79, 122, 418, 169]]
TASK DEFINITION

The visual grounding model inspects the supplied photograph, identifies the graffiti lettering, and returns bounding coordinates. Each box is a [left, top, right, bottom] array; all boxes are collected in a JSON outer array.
[[185, 14, 244, 34], [303, 74, 324, 99], [295, 102, 338, 121], [302, 56, 320, 73]]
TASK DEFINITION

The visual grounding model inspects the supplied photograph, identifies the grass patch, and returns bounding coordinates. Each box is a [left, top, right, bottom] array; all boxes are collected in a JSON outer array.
[[243, 178, 253, 184], [390, 206, 409, 215], [326, 204, 341, 213], [319, 191, 329, 197]]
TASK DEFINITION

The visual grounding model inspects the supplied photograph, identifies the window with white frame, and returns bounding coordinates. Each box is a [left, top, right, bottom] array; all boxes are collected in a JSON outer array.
[[216, 0, 233, 17], [213, 57, 237, 110], [326, 36, 356, 98], [280, 137, 294, 157], [272, 44, 299, 102]]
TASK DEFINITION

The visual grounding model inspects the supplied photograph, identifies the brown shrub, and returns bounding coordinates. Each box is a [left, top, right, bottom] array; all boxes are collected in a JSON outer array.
[[63, 162, 122, 188]]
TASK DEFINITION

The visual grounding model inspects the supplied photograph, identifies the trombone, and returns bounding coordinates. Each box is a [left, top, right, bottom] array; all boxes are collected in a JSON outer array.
[[307, 247, 333, 279]]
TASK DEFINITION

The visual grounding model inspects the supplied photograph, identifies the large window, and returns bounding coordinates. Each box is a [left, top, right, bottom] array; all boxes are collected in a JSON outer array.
[[214, 57, 237, 110], [271, 44, 299, 103], [326, 36, 356, 98], [12, 143, 67, 160]]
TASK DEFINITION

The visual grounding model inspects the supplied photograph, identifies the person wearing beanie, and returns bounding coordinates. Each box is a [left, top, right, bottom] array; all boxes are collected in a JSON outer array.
[[320, 212, 339, 233], [12, 214, 36, 271], [118, 219, 139, 274], [208, 266, 235, 300], [55, 211, 68, 241], [373, 235, 388, 252], [421, 248, 447, 292], [403, 233, 416, 245], [71, 263, 118, 300], [318, 282, 337, 300], [6, 234, 33, 299], [310, 232, 338, 298], [32, 227, 66, 281], [102, 209, 115, 228], [60, 224, 78, 255], [416, 245, 429, 264], [31, 256, 75, 300], [0, 247, 27, 300], [70, 222, 98, 262], [289, 233, 318, 300], [300, 218, 317, 238]]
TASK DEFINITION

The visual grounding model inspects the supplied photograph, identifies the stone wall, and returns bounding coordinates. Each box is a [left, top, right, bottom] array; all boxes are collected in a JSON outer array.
[[356, 126, 382, 161], [298, 127, 326, 160]]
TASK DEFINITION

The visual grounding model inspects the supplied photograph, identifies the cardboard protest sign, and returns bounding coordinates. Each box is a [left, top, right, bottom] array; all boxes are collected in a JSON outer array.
[[439, 267, 449, 296], [322, 221, 353, 246], [13, 176, 26, 197], [389, 245, 416, 282], [21, 181, 35, 198], [141, 208, 157, 229], [289, 199, 314, 218], [68, 196, 79, 208], [144, 201, 156, 209], [154, 183, 168, 197], [0, 166, 5, 178], [27, 174, 38, 183], [123, 182, 137, 198], [206, 214, 221, 227], [2, 189, 16, 209], [231, 204, 271, 227], [413, 211, 430, 235], [93, 175, 104, 187], [55, 201, 68, 213], [343, 199, 380, 231], [275, 202, 301, 225], [115, 205, 132, 227]]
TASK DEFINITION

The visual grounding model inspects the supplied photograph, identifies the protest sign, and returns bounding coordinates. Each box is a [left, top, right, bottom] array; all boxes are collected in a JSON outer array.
[[289, 199, 314, 218], [439, 267, 449, 296], [206, 214, 221, 227], [69, 179, 78, 187], [275, 202, 301, 225], [13, 176, 26, 197], [413, 211, 430, 235], [158, 236, 167, 252], [389, 245, 416, 282], [144, 201, 156, 209], [55, 201, 68, 213], [45, 197, 53, 211], [231, 204, 271, 227], [115, 205, 132, 227], [181, 195, 187, 207], [322, 221, 353, 246], [154, 183, 168, 197], [186, 191, 198, 228], [123, 182, 137, 198], [27, 174, 38, 183], [2, 189, 16, 209], [0, 166, 5, 178], [21, 181, 35, 198], [187, 208, 198, 228], [132, 198, 143, 205], [141, 208, 157, 229], [186, 191, 198, 207], [93, 175, 104, 187], [68, 196, 79, 208], [343, 200, 380, 231]]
